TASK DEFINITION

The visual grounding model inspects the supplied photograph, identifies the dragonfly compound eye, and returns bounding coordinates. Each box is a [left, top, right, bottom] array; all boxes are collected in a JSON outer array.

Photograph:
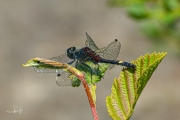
[[67, 47, 76, 59]]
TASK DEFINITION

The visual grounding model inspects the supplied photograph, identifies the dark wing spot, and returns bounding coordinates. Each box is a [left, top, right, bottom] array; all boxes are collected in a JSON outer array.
[[57, 73, 61, 77]]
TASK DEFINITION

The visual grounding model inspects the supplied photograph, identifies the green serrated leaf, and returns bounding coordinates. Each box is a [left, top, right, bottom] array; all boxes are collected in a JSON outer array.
[[106, 52, 167, 120]]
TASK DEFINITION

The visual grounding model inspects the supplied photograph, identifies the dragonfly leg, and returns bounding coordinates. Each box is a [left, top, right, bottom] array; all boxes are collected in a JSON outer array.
[[67, 59, 75, 65], [96, 64, 101, 75]]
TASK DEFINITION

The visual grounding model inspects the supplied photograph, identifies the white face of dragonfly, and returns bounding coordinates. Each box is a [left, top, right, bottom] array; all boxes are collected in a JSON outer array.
[[66, 47, 77, 59]]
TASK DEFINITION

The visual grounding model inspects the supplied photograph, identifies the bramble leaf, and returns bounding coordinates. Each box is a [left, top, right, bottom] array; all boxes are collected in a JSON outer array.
[[106, 52, 167, 120]]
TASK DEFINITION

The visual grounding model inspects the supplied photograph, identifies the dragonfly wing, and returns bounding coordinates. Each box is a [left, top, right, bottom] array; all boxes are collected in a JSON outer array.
[[48, 53, 73, 64], [95, 39, 121, 69], [34, 67, 62, 73], [56, 59, 80, 86], [56, 71, 72, 86], [33, 53, 74, 73], [85, 33, 99, 51]]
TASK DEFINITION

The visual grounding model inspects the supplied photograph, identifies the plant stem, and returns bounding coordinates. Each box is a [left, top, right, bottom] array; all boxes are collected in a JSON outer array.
[[81, 76, 98, 120], [70, 70, 99, 120]]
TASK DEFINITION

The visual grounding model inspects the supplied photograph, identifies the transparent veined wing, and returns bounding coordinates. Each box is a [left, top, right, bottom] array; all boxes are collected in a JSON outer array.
[[85, 33, 99, 51], [56, 70, 81, 87], [96, 39, 121, 60], [34, 65, 71, 86], [33, 53, 79, 86], [48, 53, 73, 64], [55, 59, 81, 86], [34, 53, 74, 73], [95, 39, 121, 69], [56, 71, 72, 86], [85, 33, 121, 69], [34, 67, 62, 73]]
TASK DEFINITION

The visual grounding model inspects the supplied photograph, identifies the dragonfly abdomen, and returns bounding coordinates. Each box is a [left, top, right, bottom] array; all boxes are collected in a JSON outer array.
[[100, 59, 136, 68]]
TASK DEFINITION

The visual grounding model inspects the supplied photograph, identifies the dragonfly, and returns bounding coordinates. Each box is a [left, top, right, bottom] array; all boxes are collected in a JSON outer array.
[[34, 33, 136, 86]]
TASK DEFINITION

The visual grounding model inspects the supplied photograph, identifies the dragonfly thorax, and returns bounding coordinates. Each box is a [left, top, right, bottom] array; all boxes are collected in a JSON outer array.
[[67, 46, 99, 62]]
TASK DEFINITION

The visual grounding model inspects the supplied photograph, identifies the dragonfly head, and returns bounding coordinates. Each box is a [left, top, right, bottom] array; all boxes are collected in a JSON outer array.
[[67, 47, 76, 59]]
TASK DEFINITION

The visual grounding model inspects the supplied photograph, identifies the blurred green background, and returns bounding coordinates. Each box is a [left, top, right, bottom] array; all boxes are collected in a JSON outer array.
[[0, 1, 179, 120], [109, 0, 180, 58]]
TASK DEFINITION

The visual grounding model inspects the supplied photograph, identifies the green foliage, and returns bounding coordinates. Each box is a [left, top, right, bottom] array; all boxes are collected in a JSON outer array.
[[108, 0, 180, 56], [109, 0, 180, 36], [106, 52, 167, 120], [127, 3, 149, 19]]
